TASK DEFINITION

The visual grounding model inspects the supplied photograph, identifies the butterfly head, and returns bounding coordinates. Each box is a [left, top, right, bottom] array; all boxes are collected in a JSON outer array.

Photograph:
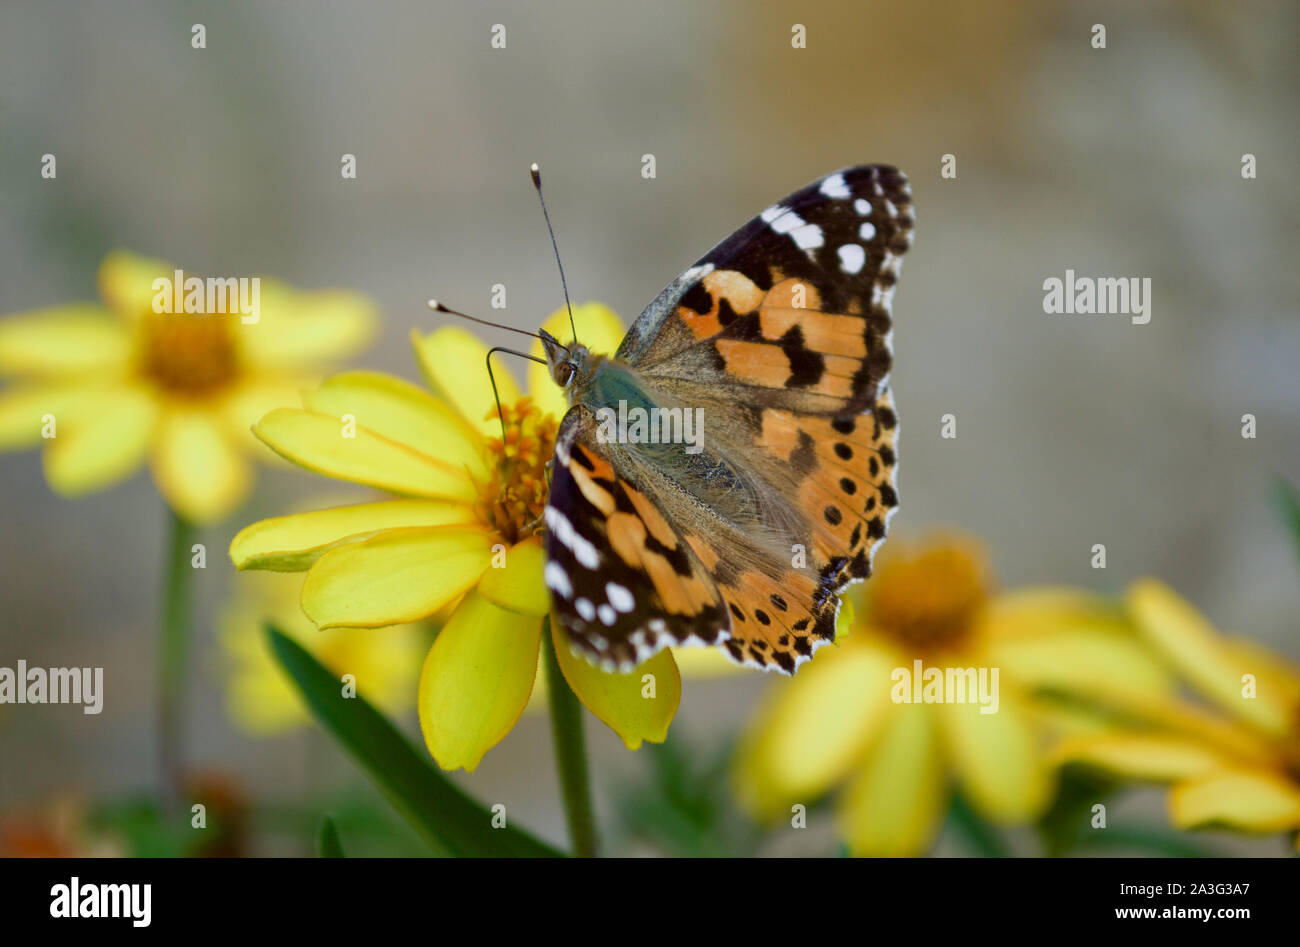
[[538, 327, 591, 391]]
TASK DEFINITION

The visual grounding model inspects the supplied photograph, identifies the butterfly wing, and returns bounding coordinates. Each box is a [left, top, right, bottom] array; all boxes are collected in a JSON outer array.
[[623, 165, 911, 672], [616, 164, 912, 418], [548, 166, 912, 674], [543, 406, 731, 669]]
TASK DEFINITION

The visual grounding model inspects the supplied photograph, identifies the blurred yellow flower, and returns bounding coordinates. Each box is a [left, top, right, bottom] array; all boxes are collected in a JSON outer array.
[[0, 251, 374, 523], [1055, 579, 1300, 848], [230, 303, 687, 771], [220, 569, 427, 735], [733, 534, 1173, 856]]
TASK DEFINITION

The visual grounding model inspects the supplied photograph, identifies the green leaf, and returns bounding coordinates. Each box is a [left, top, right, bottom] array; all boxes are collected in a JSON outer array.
[[1273, 477, 1300, 566], [1070, 824, 1222, 857], [614, 733, 763, 857], [945, 792, 1010, 857], [266, 624, 564, 858], [1036, 766, 1120, 857], [318, 816, 345, 857]]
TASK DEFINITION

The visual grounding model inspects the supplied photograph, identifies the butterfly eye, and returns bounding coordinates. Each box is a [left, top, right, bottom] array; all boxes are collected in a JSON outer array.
[[554, 361, 575, 388]]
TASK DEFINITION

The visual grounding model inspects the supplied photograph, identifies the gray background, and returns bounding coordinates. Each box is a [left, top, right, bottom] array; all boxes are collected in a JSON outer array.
[[1, 0, 1296, 855]]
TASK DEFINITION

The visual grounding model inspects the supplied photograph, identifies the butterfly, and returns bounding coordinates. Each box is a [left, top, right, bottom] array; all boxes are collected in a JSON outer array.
[[539, 165, 913, 674]]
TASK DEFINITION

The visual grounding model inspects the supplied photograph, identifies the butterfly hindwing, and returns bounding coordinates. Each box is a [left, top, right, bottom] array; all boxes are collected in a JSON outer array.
[[543, 406, 730, 669]]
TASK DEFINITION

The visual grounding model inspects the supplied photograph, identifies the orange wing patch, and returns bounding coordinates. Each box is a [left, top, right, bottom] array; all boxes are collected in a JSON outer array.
[[678, 269, 767, 340], [682, 534, 830, 673], [751, 390, 900, 590]]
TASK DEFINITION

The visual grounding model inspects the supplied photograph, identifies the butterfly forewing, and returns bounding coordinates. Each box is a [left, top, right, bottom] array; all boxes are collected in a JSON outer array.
[[617, 164, 912, 418], [544, 408, 730, 669]]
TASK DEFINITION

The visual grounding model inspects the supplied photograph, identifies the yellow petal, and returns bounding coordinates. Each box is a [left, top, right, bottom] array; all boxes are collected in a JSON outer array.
[[43, 384, 157, 496], [0, 306, 131, 376], [838, 704, 947, 857], [220, 571, 424, 734], [1052, 732, 1234, 781], [302, 525, 493, 628], [238, 284, 375, 370], [230, 499, 477, 571], [477, 536, 549, 616], [0, 383, 108, 450], [526, 303, 625, 421], [936, 690, 1053, 824], [550, 620, 679, 749], [733, 638, 898, 818], [1128, 579, 1291, 736], [985, 586, 1122, 639], [1170, 769, 1300, 833], [835, 593, 856, 640], [301, 371, 488, 479], [218, 376, 316, 453], [150, 406, 252, 523], [1226, 636, 1300, 705], [418, 592, 542, 772], [988, 627, 1173, 703], [412, 326, 521, 435], [252, 407, 475, 501], [98, 250, 175, 324], [668, 645, 746, 678]]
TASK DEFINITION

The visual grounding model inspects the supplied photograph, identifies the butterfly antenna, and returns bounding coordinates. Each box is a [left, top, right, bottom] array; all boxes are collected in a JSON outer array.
[[530, 163, 579, 346], [427, 299, 546, 344], [484, 346, 547, 443], [427, 300, 549, 443]]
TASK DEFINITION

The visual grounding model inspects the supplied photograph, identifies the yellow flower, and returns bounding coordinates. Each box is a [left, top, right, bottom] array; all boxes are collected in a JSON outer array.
[[733, 534, 1173, 856], [219, 569, 427, 735], [1054, 579, 1300, 847], [230, 303, 688, 771], [0, 251, 374, 523]]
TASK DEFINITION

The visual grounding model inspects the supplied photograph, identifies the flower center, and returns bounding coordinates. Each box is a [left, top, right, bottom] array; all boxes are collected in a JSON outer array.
[[137, 309, 239, 396], [470, 398, 558, 546], [866, 539, 989, 651]]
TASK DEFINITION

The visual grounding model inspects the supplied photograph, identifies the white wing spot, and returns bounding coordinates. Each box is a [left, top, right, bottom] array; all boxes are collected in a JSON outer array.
[[819, 173, 850, 198], [606, 582, 635, 613], [544, 506, 600, 569], [791, 223, 824, 251], [544, 561, 573, 599], [768, 208, 804, 234], [854, 198, 872, 216], [681, 262, 714, 283], [576, 598, 596, 622], [838, 244, 866, 274], [859, 221, 877, 242], [597, 604, 617, 626]]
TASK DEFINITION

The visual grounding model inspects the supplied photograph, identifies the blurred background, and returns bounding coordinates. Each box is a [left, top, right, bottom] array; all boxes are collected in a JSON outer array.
[[0, 0, 1296, 855]]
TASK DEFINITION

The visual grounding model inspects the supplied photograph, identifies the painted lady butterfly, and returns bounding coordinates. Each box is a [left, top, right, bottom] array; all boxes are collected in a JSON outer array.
[[540, 165, 913, 674]]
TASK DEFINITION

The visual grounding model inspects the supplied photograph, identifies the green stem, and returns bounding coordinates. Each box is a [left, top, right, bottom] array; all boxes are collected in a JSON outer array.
[[948, 792, 1010, 857], [541, 619, 598, 857], [158, 509, 197, 800]]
